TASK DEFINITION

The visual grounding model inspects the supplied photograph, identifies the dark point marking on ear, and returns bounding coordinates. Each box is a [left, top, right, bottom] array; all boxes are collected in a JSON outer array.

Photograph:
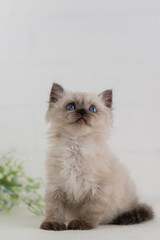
[[49, 83, 64, 103], [99, 89, 112, 108], [109, 204, 154, 225]]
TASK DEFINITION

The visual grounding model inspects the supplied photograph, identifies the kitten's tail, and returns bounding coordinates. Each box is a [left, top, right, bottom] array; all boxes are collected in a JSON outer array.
[[110, 203, 154, 225]]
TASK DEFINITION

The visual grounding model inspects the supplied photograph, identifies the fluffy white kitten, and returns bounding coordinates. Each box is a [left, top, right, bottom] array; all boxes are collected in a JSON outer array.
[[40, 83, 153, 231]]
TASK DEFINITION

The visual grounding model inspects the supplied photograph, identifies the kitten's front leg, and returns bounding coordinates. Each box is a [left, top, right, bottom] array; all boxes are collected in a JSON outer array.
[[68, 197, 107, 230], [40, 187, 66, 231]]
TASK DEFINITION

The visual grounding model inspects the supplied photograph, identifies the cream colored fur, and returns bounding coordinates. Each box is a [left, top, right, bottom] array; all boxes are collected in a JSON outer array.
[[43, 85, 138, 228]]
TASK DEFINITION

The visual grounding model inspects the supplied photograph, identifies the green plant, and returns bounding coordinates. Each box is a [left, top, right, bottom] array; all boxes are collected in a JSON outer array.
[[0, 150, 44, 215]]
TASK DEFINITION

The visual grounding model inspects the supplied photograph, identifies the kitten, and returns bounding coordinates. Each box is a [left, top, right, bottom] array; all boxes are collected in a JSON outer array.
[[40, 83, 153, 231]]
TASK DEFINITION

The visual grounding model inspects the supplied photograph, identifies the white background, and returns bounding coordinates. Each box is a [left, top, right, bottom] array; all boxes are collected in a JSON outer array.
[[0, 0, 160, 199]]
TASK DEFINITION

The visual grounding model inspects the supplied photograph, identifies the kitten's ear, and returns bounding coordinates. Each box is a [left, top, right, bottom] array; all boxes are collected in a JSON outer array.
[[49, 83, 64, 103], [99, 89, 112, 108]]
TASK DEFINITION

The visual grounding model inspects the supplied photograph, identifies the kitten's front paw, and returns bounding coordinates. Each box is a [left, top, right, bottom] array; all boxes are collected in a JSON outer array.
[[67, 220, 93, 230], [40, 221, 66, 231]]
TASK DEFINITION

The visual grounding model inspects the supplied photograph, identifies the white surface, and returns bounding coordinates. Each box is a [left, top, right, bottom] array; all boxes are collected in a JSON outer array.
[[0, 200, 160, 240]]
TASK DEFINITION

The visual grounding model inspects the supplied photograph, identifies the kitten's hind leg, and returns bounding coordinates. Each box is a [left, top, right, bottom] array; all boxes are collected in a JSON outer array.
[[110, 203, 154, 225]]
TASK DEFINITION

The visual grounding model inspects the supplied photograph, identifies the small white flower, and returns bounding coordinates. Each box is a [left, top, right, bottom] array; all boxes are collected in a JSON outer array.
[[3, 193, 10, 201], [18, 178, 28, 186], [18, 177, 23, 184], [19, 192, 27, 199], [0, 173, 3, 179], [7, 175, 13, 182], [12, 166, 17, 172], [0, 185, 5, 190], [4, 168, 9, 176]]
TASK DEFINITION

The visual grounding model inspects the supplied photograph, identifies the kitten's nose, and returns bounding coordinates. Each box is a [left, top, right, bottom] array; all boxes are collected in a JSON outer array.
[[76, 108, 87, 116]]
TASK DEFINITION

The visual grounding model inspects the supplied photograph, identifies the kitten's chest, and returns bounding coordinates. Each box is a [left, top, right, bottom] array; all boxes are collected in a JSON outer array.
[[61, 136, 90, 161], [59, 137, 96, 202]]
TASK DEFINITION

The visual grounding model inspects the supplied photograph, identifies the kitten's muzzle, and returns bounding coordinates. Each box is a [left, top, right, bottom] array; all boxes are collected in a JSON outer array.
[[76, 108, 87, 116], [75, 109, 87, 124]]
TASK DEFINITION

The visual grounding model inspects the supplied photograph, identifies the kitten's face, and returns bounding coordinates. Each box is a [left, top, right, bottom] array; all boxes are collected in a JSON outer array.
[[46, 83, 112, 137]]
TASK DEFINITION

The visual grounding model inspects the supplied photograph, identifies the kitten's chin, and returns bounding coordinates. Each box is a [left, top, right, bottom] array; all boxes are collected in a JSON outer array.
[[75, 117, 87, 125], [65, 118, 92, 136]]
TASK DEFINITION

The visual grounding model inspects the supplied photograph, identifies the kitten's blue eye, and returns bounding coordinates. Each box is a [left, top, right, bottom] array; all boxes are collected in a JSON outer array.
[[89, 106, 98, 113], [66, 103, 75, 111]]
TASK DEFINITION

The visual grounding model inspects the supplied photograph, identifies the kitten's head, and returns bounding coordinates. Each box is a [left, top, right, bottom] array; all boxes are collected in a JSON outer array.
[[46, 83, 113, 137]]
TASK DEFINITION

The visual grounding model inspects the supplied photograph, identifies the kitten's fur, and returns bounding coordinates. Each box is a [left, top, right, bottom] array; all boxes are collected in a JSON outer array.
[[40, 83, 153, 231]]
